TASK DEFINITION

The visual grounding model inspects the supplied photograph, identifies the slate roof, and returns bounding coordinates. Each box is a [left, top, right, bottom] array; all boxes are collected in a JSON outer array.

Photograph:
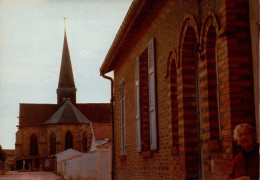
[[19, 104, 58, 126], [3, 149, 16, 160], [77, 103, 111, 123], [19, 102, 111, 127], [3, 149, 15, 156], [91, 123, 112, 141], [43, 100, 91, 124]]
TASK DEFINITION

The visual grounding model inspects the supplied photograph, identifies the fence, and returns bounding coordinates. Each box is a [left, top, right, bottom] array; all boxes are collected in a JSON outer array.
[[57, 149, 110, 180]]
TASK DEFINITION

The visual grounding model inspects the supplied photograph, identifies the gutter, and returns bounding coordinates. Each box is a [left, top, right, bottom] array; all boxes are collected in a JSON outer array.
[[100, 71, 115, 180]]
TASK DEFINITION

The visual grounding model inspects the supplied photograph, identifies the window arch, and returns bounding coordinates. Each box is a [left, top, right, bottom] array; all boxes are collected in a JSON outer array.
[[178, 15, 201, 179], [166, 49, 179, 155], [65, 131, 73, 150], [30, 134, 38, 156], [82, 132, 88, 152], [170, 57, 179, 154], [182, 26, 200, 179], [206, 26, 220, 140], [50, 133, 56, 155], [200, 13, 221, 141]]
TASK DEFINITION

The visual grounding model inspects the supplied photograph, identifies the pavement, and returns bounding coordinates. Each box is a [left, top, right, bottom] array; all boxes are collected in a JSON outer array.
[[0, 171, 63, 180]]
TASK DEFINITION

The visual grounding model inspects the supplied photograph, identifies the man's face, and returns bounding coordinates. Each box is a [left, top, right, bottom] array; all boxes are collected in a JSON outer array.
[[237, 126, 255, 151]]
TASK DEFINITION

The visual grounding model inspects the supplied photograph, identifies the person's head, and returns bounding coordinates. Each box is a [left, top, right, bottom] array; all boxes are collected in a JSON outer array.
[[233, 123, 256, 152]]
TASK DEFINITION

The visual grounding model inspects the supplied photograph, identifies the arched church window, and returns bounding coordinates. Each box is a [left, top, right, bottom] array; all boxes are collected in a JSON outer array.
[[50, 133, 56, 155], [65, 131, 73, 150], [30, 134, 38, 155], [83, 132, 88, 152]]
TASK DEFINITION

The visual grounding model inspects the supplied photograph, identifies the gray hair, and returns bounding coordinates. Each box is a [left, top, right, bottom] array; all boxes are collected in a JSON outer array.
[[233, 123, 255, 142]]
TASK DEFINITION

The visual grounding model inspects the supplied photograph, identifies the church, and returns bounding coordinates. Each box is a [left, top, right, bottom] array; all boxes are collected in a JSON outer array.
[[15, 30, 111, 171]]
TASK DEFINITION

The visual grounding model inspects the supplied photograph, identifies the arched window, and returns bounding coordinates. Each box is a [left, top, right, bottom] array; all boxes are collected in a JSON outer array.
[[206, 26, 220, 140], [30, 134, 38, 155], [65, 131, 73, 150], [170, 57, 179, 154], [180, 25, 200, 179], [50, 133, 56, 155], [83, 132, 88, 152]]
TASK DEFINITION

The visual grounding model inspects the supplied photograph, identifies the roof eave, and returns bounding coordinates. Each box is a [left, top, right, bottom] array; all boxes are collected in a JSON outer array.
[[100, 0, 147, 75]]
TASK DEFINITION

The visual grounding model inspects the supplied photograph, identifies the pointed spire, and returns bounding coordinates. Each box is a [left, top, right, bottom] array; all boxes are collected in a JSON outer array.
[[58, 26, 75, 88], [57, 21, 77, 106]]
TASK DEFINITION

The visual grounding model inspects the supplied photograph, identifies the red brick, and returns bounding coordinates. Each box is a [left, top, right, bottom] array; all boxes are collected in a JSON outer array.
[[106, 0, 256, 179]]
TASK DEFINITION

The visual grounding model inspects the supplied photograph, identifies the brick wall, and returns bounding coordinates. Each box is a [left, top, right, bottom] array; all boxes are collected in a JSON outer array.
[[109, 0, 256, 179], [249, 0, 259, 143], [15, 124, 91, 170]]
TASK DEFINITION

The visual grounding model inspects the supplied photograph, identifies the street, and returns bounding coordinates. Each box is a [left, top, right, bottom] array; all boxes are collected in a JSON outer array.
[[0, 171, 62, 180]]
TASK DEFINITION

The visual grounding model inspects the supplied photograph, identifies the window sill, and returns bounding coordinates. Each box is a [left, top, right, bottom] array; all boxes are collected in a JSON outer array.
[[119, 155, 126, 161]]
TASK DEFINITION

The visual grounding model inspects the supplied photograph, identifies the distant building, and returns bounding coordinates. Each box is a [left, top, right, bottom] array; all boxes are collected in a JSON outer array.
[[3, 149, 15, 171], [56, 123, 112, 180], [100, 0, 259, 179], [3, 149, 15, 162], [90, 123, 112, 152], [15, 30, 111, 171]]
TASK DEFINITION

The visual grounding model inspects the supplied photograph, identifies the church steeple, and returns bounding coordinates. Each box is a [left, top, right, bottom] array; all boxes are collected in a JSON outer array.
[[57, 24, 77, 106], [58, 31, 75, 88]]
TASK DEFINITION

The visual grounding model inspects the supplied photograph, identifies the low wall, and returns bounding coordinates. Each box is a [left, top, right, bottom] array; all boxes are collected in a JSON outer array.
[[57, 149, 110, 180]]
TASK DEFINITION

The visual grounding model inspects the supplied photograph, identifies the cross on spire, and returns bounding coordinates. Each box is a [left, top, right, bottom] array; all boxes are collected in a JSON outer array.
[[57, 18, 77, 106], [64, 17, 66, 31]]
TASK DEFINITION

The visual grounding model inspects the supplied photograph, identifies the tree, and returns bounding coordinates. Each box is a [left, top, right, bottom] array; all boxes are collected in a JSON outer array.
[[0, 145, 5, 162]]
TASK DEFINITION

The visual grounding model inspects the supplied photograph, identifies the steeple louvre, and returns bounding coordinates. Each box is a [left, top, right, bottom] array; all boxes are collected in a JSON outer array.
[[57, 30, 77, 106]]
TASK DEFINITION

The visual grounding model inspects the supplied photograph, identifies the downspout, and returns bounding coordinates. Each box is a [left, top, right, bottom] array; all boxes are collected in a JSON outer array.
[[100, 71, 115, 180]]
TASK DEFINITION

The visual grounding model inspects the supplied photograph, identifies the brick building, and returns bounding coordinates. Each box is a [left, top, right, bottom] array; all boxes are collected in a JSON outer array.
[[15, 30, 111, 171], [100, 0, 259, 179], [3, 149, 16, 170]]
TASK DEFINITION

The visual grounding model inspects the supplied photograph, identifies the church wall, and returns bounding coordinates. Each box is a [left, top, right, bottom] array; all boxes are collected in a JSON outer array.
[[15, 129, 22, 158], [46, 124, 91, 154], [17, 124, 91, 157], [15, 124, 91, 170], [18, 126, 42, 157]]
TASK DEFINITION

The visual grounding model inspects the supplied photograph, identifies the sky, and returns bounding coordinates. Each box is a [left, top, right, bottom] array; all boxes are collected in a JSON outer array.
[[0, 0, 132, 149]]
